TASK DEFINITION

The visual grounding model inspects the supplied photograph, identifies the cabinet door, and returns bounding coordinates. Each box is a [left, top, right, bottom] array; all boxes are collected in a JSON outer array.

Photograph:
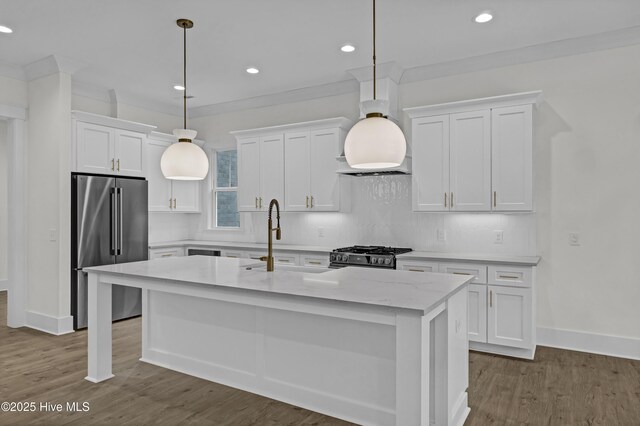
[[76, 122, 115, 174], [146, 139, 173, 212], [115, 130, 146, 177], [491, 105, 533, 211], [259, 135, 285, 210], [468, 284, 487, 343], [310, 129, 340, 211], [449, 110, 491, 211], [487, 285, 532, 349], [411, 115, 450, 211], [439, 262, 488, 284], [284, 131, 311, 211], [237, 137, 261, 211], [171, 180, 200, 212]]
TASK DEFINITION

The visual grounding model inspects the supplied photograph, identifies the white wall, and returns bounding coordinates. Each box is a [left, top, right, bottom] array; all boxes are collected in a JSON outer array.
[[27, 72, 72, 320], [0, 120, 7, 286], [190, 43, 640, 342]]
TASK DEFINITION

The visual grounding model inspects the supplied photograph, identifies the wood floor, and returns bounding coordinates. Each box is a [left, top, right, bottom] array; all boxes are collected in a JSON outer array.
[[0, 292, 638, 425]]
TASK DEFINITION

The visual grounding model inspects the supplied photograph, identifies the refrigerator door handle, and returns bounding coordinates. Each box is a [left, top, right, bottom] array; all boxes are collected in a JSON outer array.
[[110, 188, 117, 255], [117, 187, 123, 256]]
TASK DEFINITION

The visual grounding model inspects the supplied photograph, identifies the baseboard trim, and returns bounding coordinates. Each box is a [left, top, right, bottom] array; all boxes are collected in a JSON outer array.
[[469, 341, 536, 360], [26, 310, 75, 335], [0, 279, 7, 292], [537, 327, 640, 361]]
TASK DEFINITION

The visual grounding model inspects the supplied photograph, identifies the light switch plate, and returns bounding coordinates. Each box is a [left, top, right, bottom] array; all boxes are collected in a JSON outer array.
[[493, 230, 504, 244], [49, 228, 58, 242], [317, 227, 325, 238], [437, 229, 447, 241]]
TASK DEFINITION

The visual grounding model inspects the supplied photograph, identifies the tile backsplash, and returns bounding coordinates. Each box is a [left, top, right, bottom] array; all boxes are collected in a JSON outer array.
[[195, 175, 536, 255]]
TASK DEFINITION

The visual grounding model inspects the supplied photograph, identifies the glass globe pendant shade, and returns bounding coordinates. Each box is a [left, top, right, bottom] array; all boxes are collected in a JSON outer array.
[[344, 115, 407, 169], [161, 132, 209, 181]]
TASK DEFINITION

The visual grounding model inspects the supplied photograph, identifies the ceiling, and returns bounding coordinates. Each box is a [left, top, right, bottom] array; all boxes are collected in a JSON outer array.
[[1, 0, 640, 111]]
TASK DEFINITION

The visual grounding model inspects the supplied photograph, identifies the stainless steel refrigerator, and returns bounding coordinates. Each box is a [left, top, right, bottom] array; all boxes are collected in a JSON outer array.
[[71, 173, 148, 329]]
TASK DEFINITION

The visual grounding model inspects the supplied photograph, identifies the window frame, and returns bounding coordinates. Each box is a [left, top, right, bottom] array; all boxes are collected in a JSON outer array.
[[209, 147, 242, 231]]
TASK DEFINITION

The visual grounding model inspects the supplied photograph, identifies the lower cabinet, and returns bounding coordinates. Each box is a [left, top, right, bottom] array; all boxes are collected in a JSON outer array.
[[149, 247, 185, 259], [397, 259, 536, 358], [487, 285, 532, 349]]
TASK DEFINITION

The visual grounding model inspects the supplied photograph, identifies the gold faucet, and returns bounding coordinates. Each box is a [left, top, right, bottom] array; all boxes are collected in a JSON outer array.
[[260, 199, 281, 271]]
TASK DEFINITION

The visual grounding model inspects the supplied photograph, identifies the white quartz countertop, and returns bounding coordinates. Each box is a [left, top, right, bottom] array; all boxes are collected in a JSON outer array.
[[86, 256, 471, 315], [148, 240, 334, 253], [397, 251, 540, 266]]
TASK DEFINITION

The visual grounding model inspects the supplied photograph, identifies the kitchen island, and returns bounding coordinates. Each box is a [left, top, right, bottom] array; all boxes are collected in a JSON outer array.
[[85, 256, 471, 426]]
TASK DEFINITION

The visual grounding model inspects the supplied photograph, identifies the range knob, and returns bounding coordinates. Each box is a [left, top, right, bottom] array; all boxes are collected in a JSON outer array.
[[341, 255, 349, 262], [330, 254, 336, 261], [371, 257, 377, 264], [384, 258, 391, 265]]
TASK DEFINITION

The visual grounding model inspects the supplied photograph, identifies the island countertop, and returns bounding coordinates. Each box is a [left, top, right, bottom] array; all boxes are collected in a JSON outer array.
[[85, 255, 471, 315]]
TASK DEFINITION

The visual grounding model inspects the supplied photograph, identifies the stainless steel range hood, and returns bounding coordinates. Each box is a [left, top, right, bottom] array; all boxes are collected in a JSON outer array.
[[336, 154, 411, 176]]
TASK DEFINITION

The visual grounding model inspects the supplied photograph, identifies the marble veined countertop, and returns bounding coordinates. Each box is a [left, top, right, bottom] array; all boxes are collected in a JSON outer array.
[[86, 256, 471, 315]]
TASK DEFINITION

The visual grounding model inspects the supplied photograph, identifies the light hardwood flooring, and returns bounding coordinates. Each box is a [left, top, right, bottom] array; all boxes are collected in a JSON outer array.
[[0, 292, 638, 425]]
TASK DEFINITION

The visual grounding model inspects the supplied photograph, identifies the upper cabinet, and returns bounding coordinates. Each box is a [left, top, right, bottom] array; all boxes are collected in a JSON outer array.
[[146, 132, 201, 213], [405, 91, 541, 212], [232, 118, 352, 213], [72, 111, 156, 178]]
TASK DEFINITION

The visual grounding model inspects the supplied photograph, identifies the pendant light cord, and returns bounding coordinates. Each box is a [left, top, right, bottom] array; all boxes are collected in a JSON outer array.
[[183, 22, 187, 130], [372, 0, 376, 101]]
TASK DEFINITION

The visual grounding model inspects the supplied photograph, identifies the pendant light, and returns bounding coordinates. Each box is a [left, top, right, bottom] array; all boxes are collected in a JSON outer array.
[[161, 18, 209, 181], [344, 0, 406, 169]]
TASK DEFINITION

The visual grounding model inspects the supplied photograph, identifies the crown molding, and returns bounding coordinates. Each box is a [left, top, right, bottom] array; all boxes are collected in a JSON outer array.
[[404, 91, 543, 118], [401, 25, 640, 84], [347, 62, 404, 84], [190, 79, 359, 119], [24, 55, 87, 81], [230, 117, 353, 139]]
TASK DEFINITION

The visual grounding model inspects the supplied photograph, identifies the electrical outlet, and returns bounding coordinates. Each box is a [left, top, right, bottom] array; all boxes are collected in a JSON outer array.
[[437, 229, 447, 242], [569, 232, 580, 246], [317, 227, 325, 238], [493, 230, 504, 244], [49, 228, 58, 242]]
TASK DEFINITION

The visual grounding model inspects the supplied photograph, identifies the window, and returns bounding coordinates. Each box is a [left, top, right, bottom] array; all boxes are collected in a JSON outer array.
[[212, 150, 240, 228]]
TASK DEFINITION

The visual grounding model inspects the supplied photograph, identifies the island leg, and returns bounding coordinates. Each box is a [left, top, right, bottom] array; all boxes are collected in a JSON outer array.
[[396, 303, 446, 426], [85, 272, 114, 383]]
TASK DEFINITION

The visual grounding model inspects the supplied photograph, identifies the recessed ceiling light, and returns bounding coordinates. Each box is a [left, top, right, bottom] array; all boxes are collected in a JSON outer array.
[[341, 44, 356, 53], [474, 11, 493, 23], [173, 85, 185, 91], [0, 25, 13, 34], [246, 67, 260, 74]]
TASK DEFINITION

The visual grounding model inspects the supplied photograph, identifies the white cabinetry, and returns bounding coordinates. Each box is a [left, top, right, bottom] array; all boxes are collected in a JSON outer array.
[[491, 105, 533, 211], [232, 118, 351, 213], [147, 133, 201, 213], [72, 111, 155, 178], [396, 257, 536, 359], [149, 247, 185, 259], [405, 91, 541, 212], [236, 135, 283, 211]]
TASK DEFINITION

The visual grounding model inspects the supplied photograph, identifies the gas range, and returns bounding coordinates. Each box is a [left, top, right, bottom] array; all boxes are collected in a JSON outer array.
[[329, 246, 412, 269]]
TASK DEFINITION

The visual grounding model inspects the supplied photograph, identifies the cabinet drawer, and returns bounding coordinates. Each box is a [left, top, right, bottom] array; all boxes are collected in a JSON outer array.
[[439, 263, 487, 284], [149, 247, 184, 259], [488, 265, 532, 287], [397, 260, 440, 273], [272, 252, 300, 265], [221, 250, 245, 259], [301, 253, 330, 267]]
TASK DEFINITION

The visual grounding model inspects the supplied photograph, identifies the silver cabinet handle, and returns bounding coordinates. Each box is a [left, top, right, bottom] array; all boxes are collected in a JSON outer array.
[[498, 274, 520, 279], [308, 260, 322, 265], [161, 253, 173, 258], [111, 158, 115, 171], [493, 191, 497, 208], [117, 159, 120, 172], [255, 197, 258, 209], [408, 268, 425, 272], [173, 198, 177, 209], [490, 290, 493, 307], [453, 272, 471, 276], [451, 192, 454, 208], [306, 196, 309, 208], [310, 196, 314, 208], [259, 197, 263, 209], [444, 192, 447, 208], [169, 198, 173, 209]]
